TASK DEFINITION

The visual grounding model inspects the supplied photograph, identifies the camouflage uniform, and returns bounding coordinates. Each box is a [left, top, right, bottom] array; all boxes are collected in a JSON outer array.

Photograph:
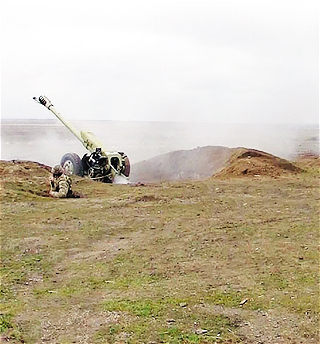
[[49, 165, 72, 198]]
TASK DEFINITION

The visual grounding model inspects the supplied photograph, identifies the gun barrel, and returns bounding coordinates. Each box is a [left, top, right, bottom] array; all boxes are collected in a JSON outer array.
[[34, 95, 85, 145], [80, 131, 106, 153]]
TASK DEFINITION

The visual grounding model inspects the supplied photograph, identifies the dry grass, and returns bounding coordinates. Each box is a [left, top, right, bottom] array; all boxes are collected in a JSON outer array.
[[0, 159, 319, 343]]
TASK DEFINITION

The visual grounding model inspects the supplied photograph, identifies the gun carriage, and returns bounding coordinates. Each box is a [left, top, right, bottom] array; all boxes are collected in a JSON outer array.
[[33, 95, 130, 183]]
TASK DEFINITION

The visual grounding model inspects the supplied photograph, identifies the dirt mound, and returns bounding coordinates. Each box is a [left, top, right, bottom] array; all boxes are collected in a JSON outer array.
[[0, 160, 51, 178], [0, 160, 51, 199], [130, 146, 233, 182], [213, 148, 303, 179]]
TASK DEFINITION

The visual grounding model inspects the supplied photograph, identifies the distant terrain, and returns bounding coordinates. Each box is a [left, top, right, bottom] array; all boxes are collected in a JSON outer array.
[[1, 148, 319, 343]]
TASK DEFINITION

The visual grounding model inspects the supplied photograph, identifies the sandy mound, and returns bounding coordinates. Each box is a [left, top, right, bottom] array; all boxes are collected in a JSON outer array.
[[0, 160, 51, 180], [212, 148, 303, 179], [0, 160, 51, 199]]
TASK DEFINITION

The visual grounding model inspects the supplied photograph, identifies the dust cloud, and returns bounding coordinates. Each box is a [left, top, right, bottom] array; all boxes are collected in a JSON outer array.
[[113, 175, 130, 185], [1, 120, 319, 168]]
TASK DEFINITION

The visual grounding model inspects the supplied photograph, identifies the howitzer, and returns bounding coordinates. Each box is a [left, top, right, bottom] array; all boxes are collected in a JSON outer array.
[[33, 95, 130, 183]]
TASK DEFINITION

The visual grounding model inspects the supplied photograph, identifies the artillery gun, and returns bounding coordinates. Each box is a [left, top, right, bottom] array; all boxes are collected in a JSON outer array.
[[33, 95, 130, 183]]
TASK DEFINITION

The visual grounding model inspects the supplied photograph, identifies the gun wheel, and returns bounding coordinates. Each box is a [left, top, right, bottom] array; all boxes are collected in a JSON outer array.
[[120, 153, 130, 177], [60, 153, 84, 176]]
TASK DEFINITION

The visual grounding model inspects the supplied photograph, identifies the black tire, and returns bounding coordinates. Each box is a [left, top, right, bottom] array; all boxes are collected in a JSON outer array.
[[60, 153, 83, 176], [81, 154, 90, 174], [121, 153, 130, 177]]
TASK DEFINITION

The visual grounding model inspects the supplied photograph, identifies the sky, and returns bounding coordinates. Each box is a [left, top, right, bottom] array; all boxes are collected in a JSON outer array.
[[1, 0, 319, 124]]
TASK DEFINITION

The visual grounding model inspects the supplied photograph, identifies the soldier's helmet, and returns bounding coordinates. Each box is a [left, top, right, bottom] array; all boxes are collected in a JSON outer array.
[[51, 165, 64, 175]]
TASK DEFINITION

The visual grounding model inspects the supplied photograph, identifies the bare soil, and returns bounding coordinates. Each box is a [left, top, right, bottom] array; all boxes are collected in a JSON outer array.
[[212, 148, 304, 179]]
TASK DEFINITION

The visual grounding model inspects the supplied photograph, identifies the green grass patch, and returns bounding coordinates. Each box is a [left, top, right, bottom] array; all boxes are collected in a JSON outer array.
[[104, 299, 166, 317], [206, 289, 243, 308], [0, 313, 15, 332], [0, 313, 24, 342], [260, 272, 289, 290], [102, 298, 242, 343]]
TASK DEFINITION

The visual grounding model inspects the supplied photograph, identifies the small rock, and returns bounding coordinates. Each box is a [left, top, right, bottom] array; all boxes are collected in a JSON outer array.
[[166, 319, 175, 323], [179, 302, 188, 307], [240, 299, 248, 306], [195, 329, 208, 334]]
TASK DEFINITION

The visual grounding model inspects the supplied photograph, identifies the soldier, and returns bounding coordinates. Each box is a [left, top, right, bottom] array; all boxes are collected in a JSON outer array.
[[49, 165, 73, 198]]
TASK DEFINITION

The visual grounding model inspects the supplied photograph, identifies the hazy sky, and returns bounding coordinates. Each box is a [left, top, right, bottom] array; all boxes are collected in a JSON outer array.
[[1, 0, 319, 123]]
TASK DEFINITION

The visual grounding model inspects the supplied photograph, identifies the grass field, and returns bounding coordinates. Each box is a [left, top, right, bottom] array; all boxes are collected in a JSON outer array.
[[0, 159, 319, 343]]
